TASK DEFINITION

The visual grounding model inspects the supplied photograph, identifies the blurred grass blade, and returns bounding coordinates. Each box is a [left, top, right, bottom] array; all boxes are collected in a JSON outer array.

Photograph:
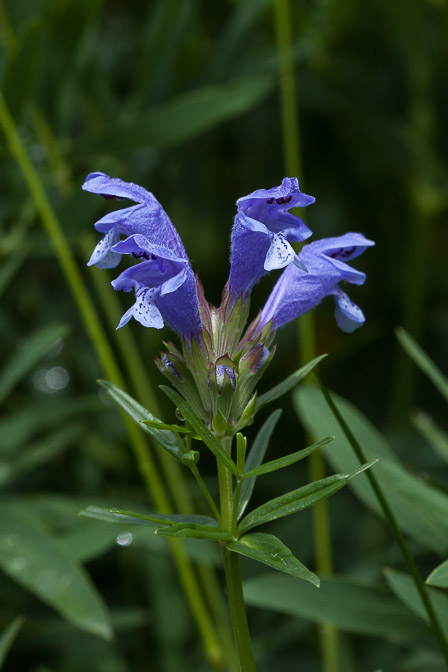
[[255, 354, 327, 411], [0, 507, 113, 640], [0, 397, 99, 455], [0, 248, 28, 298], [412, 411, 448, 463], [238, 461, 375, 534], [384, 569, 448, 638], [228, 533, 319, 585], [87, 74, 274, 153], [427, 560, 448, 589], [1, 16, 42, 116], [243, 574, 423, 641], [238, 409, 282, 520], [243, 436, 334, 479], [160, 385, 238, 475], [0, 424, 82, 487], [0, 324, 67, 405], [396, 327, 448, 402], [98, 380, 184, 462], [0, 616, 25, 669]]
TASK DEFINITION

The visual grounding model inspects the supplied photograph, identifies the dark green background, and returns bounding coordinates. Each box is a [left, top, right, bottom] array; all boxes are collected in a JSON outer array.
[[1, 1, 447, 670]]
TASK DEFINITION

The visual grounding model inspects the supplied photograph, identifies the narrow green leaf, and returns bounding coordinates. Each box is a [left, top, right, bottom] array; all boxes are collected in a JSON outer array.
[[243, 574, 423, 641], [237, 409, 282, 520], [396, 327, 448, 402], [142, 419, 194, 435], [156, 523, 232, 541], [79, 505, 216, 528], [0, 506, 112, 640], [160, 385, 238, 475], [0, 616, 25, 669], [228, 533, 319, 586], [412, 411, 448, 463], [427, 560, 448, 589], [0, 324, 67, 405], [239, 461, 375, 534], [385, 568, 448, 637], [295, 385, 448, 554], [255, 354, 327, 411], [243, 436, 334, 479], [98, 380, 184, 462]]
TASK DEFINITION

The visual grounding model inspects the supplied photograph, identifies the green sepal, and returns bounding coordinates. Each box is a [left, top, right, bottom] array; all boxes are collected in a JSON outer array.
[[156, 523, 232, 541], [155, 349, 208, 422], [255, 354, 327, 412], [235, 392, 257, 432], [238, 460, 377, 534], [182, 450, 200, 466], [227, 533, 319, 586], [242, 436, 334, 479], [212, 410, 228, 438], [160, 385, 238, 475], [97, 380, 184, 462]]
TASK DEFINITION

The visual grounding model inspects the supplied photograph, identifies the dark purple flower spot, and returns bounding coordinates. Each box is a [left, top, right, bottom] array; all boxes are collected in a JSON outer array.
[[284, 194, 293, 204], [266, 197, 275, 204]]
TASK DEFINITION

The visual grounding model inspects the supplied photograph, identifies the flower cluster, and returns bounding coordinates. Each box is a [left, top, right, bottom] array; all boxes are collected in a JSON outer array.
[[83, 173, 374, 430]]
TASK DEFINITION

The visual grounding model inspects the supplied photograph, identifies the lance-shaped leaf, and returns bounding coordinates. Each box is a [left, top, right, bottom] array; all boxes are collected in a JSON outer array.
[[0, 506, 112, 640], [255, 354, 327, 412], [0, 617, 25, 669], [237, 409, 282, 520], [426, 559, 448, 589], [396, 327, 448, 402], [156, 523, 232, 541], [243, 436, 334, 479], [239, 461, 376, 534], [412, 411, 448, 464], [243, 574, 423, 641], [227, 533, 319, 586], [98, 380, 184, 462], [79, 506, 217, 528], [384, 568, 448, 638], [160, 385, 238, 475]]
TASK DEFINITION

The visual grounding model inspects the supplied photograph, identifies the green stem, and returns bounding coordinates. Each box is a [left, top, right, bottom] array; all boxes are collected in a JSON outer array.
[[0, 92, 223, 668], [316, 374, 448, 664], [274, 3, 338, 669], [222, 548, 256, 672], [217, 438, 256, 671]]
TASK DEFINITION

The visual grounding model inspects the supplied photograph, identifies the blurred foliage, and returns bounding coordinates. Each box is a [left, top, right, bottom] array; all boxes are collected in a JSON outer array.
[[1, 0, 448, 670]]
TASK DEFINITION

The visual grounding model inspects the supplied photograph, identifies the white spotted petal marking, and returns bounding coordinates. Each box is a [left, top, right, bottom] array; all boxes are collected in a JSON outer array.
[[264, 233, 296, 271]]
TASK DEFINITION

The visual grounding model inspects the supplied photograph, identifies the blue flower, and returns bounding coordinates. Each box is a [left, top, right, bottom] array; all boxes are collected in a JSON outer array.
[[111, 234, 202, 338], [83, 172, 201, 338], [82, 172, 187, 268], [228, 177, 315, 301], [258, 233, 375, 333]]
